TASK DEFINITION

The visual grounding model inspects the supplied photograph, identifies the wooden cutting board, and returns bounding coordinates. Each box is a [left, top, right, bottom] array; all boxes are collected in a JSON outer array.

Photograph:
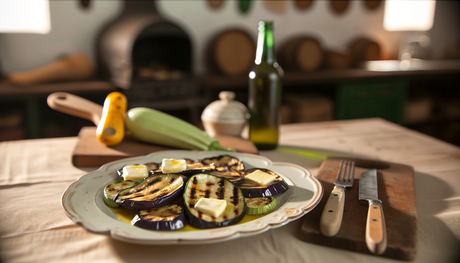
[[72, 127, 258, 167], [300, 157, 417, 261]]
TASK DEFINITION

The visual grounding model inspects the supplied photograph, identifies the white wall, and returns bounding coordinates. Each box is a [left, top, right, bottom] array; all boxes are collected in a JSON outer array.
[[0, 1, 123, 73], [1, 0, 458, 75], [157, 0, 400, 74]]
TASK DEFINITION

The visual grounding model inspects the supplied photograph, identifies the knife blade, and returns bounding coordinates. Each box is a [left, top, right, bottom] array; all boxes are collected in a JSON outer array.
[[359, 169, 387, 255]]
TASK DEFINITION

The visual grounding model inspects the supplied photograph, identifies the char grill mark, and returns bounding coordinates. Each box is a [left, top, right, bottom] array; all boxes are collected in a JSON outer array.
[[129, 186, 145, 195], [204, 190, 210, 198], [216, 179, 225, 199], [122, 186, 144, 197], [193, 177, 198, 184], [190, 188, 196, 200], [156, 192, 167, 200], [147, 178, 162, 188], [232, 186, 239, 206], [168, 178, 176, 184], [218, 179, 225, 187], [217, 187, 224, 199]]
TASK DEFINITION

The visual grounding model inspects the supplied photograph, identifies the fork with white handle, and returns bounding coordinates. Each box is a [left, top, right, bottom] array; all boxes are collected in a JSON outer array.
[[320, 160, 355, 237]]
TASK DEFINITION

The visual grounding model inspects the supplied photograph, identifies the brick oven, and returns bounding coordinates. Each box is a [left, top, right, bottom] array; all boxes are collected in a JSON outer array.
[[96, 0, 199, 121]]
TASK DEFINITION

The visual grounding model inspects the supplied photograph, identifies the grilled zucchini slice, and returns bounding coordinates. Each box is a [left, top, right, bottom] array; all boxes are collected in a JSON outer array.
[[103, 180, 138, 208], [246, 196, 277, 215], [183, 173, 246, 229]]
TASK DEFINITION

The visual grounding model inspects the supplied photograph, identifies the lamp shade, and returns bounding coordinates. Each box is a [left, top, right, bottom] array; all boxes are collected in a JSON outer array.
[[383, 0, 436, 31], [0, 0, 50, 34]]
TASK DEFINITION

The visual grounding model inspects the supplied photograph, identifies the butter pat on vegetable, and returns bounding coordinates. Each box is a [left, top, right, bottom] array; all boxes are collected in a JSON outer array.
[[122, 165, 148, 181], [195, 198, 227, 218], [161, 158, 187, 173], [245, 169, 276, 185]]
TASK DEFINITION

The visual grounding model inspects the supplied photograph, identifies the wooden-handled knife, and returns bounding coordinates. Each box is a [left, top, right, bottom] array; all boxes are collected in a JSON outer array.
[[359, 169, 387, 255]]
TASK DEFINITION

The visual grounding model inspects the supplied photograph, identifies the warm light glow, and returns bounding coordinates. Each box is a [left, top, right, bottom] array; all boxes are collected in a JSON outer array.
[[0, 0, 50, 34], [383, 0, 436, 31]]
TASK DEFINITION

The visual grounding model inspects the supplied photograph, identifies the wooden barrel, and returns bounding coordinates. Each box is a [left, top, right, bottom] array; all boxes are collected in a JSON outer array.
[[330, 0, 350, 14], [294, 0, 314, 10], [278, 36, 323, 73], [207, 0, 224, 9], [364, 0, 382, 10], [206, 29, 256, 76], [325, 49, 351, 70], [264, 0, 287, 13], [348, 38, 381, 66]]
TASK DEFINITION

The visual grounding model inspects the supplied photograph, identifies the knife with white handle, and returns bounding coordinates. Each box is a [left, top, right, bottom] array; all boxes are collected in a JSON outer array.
[[359, 169, 387, 255]]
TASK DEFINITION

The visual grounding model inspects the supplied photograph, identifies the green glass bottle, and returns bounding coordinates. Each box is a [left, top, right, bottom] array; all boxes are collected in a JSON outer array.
[[248, 21, 283, 150]]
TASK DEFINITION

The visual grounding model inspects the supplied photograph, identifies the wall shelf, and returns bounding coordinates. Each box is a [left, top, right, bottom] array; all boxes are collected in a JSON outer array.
[[1, 65, 459, 146]]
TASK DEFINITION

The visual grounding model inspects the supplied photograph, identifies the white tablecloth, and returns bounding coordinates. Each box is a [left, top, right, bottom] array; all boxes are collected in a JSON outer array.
[[1, 119, 459, 263]]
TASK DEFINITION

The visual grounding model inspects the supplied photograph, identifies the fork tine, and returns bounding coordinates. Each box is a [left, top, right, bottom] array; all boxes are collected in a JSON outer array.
[[344, 161, 350, 182], [350, 161, 355, 182], [335, 160, 344, 182], [345, 161, 355, 183]]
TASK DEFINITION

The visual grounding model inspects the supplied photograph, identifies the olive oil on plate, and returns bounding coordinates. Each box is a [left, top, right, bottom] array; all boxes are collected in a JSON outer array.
[[109, 207, 266, 232]]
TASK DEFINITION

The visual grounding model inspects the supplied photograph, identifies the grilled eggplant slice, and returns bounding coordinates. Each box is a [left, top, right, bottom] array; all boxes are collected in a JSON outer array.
[[115, 174, 186, 210], [149, 159, 216, 176], [103, 180, 138, 208], [239, 168, 289, 198], [208, 169, 244, 185], [145, 162, 161, 175], [183, 159, 216, 173], [183, 173, 246, 229], [201, 155, 244, 171], [246, 196, 277, 215], [132, 204, 186, 231]]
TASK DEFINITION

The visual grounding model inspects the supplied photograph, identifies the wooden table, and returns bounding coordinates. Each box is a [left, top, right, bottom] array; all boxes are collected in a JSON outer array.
[[0, 118, 459, 263]]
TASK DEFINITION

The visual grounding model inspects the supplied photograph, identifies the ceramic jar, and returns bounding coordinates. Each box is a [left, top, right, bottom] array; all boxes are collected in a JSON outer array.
[[201, 91, 250, 137]]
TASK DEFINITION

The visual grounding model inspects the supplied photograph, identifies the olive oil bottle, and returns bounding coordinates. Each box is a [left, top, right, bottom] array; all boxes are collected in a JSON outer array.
[[248, 21, 283, 150]]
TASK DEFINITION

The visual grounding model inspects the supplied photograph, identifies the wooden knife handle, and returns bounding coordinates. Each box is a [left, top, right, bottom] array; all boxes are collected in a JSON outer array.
[[47, 92, 103, 126], [365, 200, 387, 255], [320, 186, 345, 237]]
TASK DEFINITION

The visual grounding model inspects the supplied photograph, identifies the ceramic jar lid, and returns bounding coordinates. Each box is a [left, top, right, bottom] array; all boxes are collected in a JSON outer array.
[[201, 91, 250, 124]]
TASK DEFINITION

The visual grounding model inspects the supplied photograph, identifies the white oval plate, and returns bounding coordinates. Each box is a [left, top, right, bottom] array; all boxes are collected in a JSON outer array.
[[61, 150, 323, 245]]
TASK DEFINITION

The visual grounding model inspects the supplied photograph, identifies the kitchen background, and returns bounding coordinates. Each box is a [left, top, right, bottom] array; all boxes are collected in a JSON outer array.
[[1, 0, 460, 145], [2, 0, 459, 73]]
